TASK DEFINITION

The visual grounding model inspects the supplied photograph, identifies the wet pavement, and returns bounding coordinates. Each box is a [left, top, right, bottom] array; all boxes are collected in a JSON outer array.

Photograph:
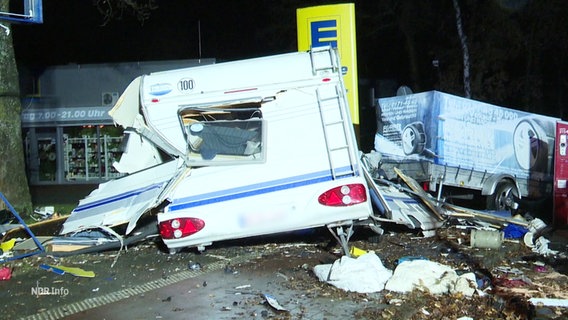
[[62, 248, 367, 320], [4, 226, 568, 320]]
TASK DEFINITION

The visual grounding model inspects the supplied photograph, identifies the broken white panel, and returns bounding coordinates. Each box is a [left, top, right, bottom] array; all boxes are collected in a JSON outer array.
[[61, 160, 180, 235], [113, 130, 163, 174], [108, 76, 142, 128], [313, 253, 393, 293], [375, 184, 444, 231]]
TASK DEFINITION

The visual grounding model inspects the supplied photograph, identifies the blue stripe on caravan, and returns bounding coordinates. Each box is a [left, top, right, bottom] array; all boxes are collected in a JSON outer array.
[[168, 166, 358, 212], [72, 183, 164, 212]]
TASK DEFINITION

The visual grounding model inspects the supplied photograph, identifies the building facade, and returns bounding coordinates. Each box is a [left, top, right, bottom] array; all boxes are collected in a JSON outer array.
[[21, 59, 215, 186]]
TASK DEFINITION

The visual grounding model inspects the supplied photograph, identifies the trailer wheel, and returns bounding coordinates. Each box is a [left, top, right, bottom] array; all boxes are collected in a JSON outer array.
[[401, 122, 426, 155], [486, 181, 518, 211]]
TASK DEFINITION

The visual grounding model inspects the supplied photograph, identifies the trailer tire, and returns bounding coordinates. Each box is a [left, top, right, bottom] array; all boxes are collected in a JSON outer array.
[[401, 122, 426, 155], [486, 180, 518, 212]]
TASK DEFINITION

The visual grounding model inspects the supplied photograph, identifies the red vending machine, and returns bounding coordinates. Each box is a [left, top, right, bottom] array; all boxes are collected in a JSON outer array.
[[554, 121, 568, 226]]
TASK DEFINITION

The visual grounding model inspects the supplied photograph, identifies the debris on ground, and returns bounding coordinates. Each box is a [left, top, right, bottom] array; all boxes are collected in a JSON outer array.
[[39, 264, 95, 277], [31, 206, 56, 221], [263, 293, 288, 312], [0, 266, 12, 280], [385, 259, 477, 296], [0, 166, 566, 319], [313, 252, 392, 293]]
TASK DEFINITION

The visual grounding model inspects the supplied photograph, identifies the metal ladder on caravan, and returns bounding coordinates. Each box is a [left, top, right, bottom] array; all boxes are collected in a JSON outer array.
[[311, 47, 357, 180]]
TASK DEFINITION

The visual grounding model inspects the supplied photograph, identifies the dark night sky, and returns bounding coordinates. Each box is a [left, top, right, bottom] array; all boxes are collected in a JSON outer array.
[[11, 1, 405, 82], [10, 0, 567, 120], [12, 1, 303, 66]]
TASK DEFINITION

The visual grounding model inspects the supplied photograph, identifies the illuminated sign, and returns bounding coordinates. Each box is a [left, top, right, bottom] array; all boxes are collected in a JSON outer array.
[[310, 20, 338, 48], [297, 3, 359, 124], [21, 107, 113, 125]]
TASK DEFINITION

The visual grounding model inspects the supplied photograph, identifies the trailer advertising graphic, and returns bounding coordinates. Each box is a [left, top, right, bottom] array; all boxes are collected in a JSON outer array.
[[296, 3, 359, 124], [375, 91, 558, 180]]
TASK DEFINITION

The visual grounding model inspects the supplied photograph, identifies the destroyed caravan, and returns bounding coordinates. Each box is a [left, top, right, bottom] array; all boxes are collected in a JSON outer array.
[[60, 47, 375, 253]]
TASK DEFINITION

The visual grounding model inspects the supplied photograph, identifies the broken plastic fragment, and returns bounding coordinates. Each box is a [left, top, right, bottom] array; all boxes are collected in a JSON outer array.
[[188, 262, 201, 270], [263, 293, 287, 311], [527, 218, 547, 233], [349, 246, 368, 257], [0, 238, 16, 253], [40, 264, 95, 277], [0, 266, 12, 280]]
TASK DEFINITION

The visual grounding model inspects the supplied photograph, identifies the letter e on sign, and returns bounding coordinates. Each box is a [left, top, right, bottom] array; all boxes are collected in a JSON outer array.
[[310, 20, 338, 48], [178, 78, 195, 93]]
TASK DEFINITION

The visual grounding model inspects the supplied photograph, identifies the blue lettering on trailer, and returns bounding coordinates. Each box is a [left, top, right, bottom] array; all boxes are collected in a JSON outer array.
[[310, 20, 338, 48]]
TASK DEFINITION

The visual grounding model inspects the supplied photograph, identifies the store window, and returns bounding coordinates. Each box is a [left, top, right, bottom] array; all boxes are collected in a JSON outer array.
[[63, 125, 124, 182], [36, 129, 57, 182]]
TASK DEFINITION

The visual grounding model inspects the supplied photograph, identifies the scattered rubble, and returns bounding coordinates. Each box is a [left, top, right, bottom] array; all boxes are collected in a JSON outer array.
[[1, 167, 567, 319], [313, 252, 392, 293]]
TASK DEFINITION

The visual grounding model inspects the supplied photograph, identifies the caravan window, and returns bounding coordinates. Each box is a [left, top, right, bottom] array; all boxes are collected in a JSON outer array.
[[179, 105, 265, 165]]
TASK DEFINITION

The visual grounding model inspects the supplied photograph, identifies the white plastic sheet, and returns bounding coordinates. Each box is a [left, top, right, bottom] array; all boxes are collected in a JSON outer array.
[[385, 259, 477, 295], [313, 253, 392, 293]]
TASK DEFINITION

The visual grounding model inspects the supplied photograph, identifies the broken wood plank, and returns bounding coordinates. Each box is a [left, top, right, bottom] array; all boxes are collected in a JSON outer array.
[[47, 243, 92, 253], [393, 167, 445, 221], [2, 216, 68, 242]]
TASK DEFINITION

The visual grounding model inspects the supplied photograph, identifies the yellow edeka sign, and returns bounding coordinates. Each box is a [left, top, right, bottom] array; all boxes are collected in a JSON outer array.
[[297, 3, 359, 125]]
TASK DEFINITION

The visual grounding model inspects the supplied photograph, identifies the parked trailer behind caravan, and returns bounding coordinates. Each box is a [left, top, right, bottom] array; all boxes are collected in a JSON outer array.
[[374, 90, 560, 212]]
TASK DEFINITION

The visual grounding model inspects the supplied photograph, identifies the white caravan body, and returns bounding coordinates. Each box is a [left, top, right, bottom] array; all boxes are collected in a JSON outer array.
[[61, 47, 373, 251]]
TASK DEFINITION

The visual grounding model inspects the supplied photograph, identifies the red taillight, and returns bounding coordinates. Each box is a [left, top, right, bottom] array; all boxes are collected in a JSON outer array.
[[318, 183, 367, 206], [159, 218, 205, 239], [422, 181, 430, 192]]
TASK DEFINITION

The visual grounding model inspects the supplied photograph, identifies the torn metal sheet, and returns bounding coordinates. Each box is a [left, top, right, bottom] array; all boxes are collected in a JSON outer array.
[[363, 163, 444, 231], [372, 183, 444, 231], [108, 76, 142, 129], [113, 130, 164, 174], [393, 167, 445, 221], [365, 161, 530, 229], [60, 160, 181, 235], [444, 204, 529, 227]]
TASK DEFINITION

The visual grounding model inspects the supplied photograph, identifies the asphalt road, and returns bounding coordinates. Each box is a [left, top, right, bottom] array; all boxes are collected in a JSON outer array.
[[2, 226, 568, 320]]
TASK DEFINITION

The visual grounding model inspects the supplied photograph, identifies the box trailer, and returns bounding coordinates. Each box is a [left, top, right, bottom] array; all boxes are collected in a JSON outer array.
[[59, 47, 376, 253], [373, 90, 560, 212]]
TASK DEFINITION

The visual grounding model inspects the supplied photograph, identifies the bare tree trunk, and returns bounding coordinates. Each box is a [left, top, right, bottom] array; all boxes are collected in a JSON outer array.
[[0, 0, 33, 216], [452, 0, 471, 98]]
